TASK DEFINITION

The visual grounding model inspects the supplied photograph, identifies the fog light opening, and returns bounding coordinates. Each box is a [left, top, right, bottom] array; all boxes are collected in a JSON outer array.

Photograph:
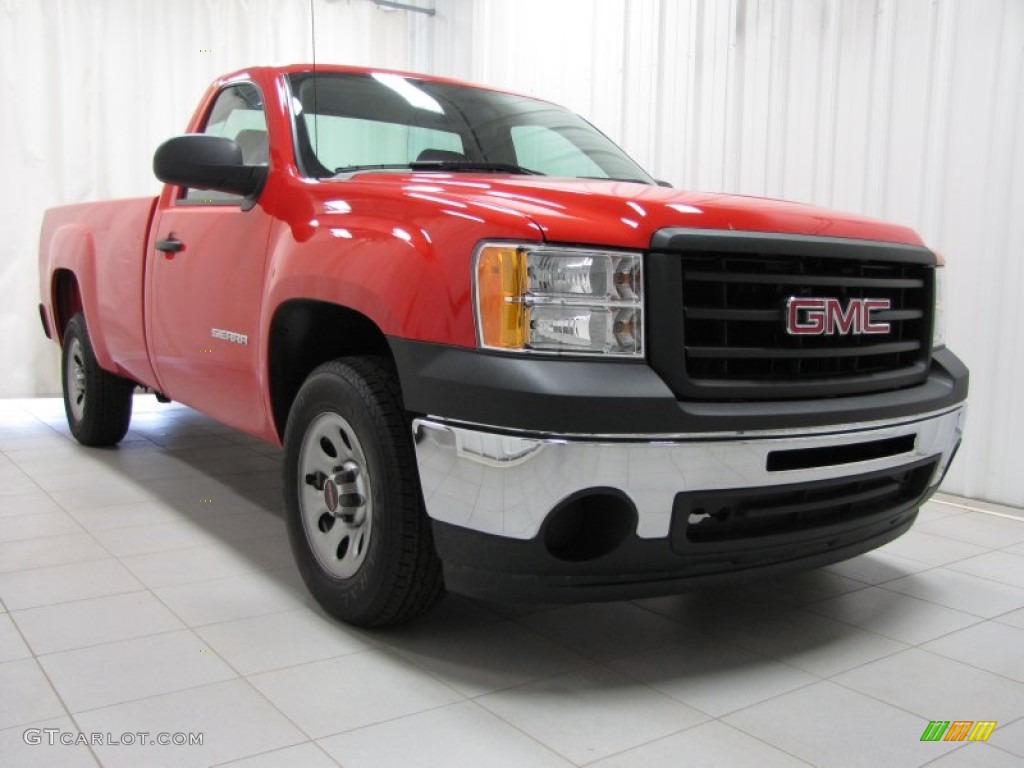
[[543, 489, 636, 562]]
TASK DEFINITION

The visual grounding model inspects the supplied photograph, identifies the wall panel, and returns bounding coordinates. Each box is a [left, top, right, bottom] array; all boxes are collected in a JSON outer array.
[[428, 0, 1024, 506], [0, 0, 414, 399]]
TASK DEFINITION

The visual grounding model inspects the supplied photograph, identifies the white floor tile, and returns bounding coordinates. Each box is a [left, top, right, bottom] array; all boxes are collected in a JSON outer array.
[[11, 592, 183, 655], [923, 743, 1024, 767], [916, 512, 1024, 549], [0, 717, 99, 767], [74, 679, 306, 768], [121, 539, 284, 590], [67, 499, 196, 532], [710, 609, 908, 677], [633, 588, 792, 632], [17, 463, 137, 493], [0, 659, 67, 730], [215, 742, 339, 767], [881, 568, 1024, 618], [196, 609, 370, 675], [318, 701, 572, 768], [477, 666, 708, 764], [517, 602, 691, 662], [0, 511, 83, 543], [91, 519, 221, 557], [198, 510, 287, 545], [154, 569, 308, 627], [588, 720, 811, 767], [49, 481, 157, 511], [724, 681, 958, 768], [0, 492, 64, 518], [0, 613, 31, 662], [922, 621, 1024, 682], [39, 629, 237, 712], [609, 638, 817, 716], [833, 648, 1024, 723], [0, 558, 143, 610], [945, 550, 1024, 589], [731, 569, 869, 606], [988, 718, 1024, 758], [0, 474, 45, 497], [995, 607, 1024, 629], [381, 619, 589, 697], [808, 585, 982, 644], [0, 533, 109, 573], [249, 650, 463, 738], [916, 499, 966, 523], [876, 530, 988, 565], [3, 399, 1023, 768]]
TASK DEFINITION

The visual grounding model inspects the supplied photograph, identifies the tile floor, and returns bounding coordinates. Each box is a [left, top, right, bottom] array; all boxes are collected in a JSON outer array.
[[0, 395, 1022, 767]]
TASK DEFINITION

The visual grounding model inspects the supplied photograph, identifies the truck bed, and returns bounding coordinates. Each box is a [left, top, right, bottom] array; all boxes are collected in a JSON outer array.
[[38, 196, 159, 388]]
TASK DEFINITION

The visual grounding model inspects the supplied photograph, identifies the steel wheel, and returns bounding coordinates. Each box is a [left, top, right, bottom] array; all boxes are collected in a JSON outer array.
[[60, 313, 134, 446], [283, 357, 444, 627], [66, 336, 87, 422], [298, 412, 373, 580]]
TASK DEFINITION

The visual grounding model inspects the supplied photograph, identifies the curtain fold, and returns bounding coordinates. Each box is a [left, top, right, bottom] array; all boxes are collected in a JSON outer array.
[[428, 0, 1024, 507], [0, 0, 413, 395]]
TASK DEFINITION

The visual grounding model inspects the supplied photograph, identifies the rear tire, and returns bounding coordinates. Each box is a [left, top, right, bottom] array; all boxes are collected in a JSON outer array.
[[61, 313, 134, 446], [283, 357, 444, 627]]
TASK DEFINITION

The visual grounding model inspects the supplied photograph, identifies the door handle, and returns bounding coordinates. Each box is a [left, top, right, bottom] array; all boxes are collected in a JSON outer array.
[[155, 238, 184, 254]]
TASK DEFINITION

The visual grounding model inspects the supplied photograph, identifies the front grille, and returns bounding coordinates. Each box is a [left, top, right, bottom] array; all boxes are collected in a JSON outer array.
[[671, 456, 938, 549], [646, 231, 936, 400]]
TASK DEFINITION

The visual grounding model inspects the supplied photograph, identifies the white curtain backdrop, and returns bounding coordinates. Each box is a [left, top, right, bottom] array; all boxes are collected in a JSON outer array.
[[424, 0, 1024, 507], [0, 0, 414, 395], [3, 0, 1022, 507]]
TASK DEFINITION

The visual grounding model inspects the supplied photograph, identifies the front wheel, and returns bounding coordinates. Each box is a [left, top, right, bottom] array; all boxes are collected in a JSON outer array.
[[61, 313, 134, 446], [283, 357, 444, 627]]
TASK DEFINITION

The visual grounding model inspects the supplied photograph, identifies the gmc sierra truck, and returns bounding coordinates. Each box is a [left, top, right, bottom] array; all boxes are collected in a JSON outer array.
[[38, 65, 968, 626]]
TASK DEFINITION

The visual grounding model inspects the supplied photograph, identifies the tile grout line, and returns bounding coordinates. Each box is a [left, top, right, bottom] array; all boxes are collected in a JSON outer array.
[[1, 599, 107, 767], [931, 498, 1024, 522]]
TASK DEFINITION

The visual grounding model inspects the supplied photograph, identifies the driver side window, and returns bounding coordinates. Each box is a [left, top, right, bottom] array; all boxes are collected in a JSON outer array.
[[182, 83, 268, 204]]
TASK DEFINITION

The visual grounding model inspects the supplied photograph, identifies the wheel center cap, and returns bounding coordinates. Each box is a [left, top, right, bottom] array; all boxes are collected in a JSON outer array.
[[323, 477, 339, 513]]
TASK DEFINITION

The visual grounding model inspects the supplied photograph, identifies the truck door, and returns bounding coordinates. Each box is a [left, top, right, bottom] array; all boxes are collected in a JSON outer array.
[[147, 82, 275, 437]]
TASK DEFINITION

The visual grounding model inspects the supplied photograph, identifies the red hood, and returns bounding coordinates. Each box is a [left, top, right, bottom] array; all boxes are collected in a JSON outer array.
[[341, 174, 924, 249]]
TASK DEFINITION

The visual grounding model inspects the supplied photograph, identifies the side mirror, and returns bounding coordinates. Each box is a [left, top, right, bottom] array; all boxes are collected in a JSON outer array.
[[153, 134, 267, 202]]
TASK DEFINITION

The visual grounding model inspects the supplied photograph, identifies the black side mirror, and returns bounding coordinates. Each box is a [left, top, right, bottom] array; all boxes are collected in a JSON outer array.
[[153, 134, 267, 203]]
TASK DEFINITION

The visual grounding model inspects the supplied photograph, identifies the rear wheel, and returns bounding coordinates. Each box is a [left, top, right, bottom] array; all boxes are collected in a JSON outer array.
[[283, 357, 444, 627], [61, 313, 134, 446]]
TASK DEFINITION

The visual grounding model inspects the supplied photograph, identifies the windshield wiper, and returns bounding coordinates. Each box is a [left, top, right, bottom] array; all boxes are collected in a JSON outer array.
[[332, 164, 415, 175], [410, 160, 545, 175], [332, 161, 545, 176]]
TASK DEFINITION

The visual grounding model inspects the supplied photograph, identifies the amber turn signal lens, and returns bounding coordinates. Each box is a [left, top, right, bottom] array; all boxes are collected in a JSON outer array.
[[476, 245, 526, 348]]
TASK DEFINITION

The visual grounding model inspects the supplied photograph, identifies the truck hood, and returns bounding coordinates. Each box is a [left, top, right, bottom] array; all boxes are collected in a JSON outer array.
[[352, 174, 924, 249]]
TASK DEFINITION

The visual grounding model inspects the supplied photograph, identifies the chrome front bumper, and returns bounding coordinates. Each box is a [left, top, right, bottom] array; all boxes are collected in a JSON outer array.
[[412, 406, 966, 540]]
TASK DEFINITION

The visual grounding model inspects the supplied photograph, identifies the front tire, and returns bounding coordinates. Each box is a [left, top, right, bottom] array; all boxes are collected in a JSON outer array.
[[283, 357, 444, 627], [61, 313, 134, 446]]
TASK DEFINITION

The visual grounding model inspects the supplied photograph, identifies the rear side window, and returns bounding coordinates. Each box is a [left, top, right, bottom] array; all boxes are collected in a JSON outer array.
[[183, 83, 268, 204]]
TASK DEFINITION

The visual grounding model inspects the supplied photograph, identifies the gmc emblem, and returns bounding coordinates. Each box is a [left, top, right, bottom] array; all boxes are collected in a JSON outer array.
[[786, 297, 891, 336]]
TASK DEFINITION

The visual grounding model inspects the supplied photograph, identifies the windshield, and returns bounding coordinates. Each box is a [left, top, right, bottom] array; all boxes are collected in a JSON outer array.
[[286, 72, 655, 184]]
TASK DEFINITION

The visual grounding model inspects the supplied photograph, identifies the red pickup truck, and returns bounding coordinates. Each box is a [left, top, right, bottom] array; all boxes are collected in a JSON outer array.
[[38, 64, 968, 626]]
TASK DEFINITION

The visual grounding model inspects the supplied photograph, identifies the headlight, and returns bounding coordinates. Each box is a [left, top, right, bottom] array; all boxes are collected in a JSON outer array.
[[474, 243, 643, 356], [932, 266, 945, 348]]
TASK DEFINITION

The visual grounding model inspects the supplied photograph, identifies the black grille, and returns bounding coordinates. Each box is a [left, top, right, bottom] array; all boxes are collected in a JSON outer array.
[[646, 230, 936, 400], [672, 456, 938, 549]]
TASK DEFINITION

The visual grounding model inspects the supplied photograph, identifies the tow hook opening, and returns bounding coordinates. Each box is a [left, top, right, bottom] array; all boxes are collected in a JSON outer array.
[[543, 488, 636, 562]]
